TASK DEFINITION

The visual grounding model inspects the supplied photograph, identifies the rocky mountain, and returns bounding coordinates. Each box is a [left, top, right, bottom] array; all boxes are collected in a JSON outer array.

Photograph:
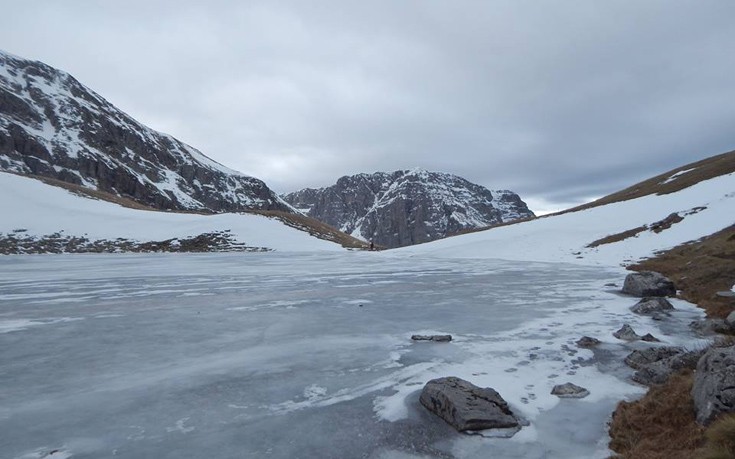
[[283, 169, 535, 247], [0, 49, 292, 213]]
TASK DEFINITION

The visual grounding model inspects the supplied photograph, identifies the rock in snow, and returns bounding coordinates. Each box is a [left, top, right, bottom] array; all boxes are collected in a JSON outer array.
[[613, 324, 642, 341], [282, 169, 534, 248], [630, 297, 675, 315], [419, 377, 521, 432], [411, 334, 453, 342], [622, 271, 676, 297], [576, 336, 602, 348], [692, 345, 735, 425], [551, 382, 590, 398]]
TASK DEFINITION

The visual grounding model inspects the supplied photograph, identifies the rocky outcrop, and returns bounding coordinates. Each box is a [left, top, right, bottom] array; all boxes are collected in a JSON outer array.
[[419, 377, 521, 432], [625, 347, 703, 386], [631, 297, 675, 315], [283, 169, 534, 248], [622, 271, 676, 297], [551, 382, 590, 398], [692, 345, 735, 425], [0, 50, 292, 213]]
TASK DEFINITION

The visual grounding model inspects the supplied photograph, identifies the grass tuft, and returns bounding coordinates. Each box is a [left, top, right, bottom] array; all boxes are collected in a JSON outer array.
[[608, 371, 705, 459]]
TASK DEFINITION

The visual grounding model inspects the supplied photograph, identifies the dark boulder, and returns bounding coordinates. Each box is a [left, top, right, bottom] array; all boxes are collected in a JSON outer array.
[[631, 297, 674, 315], [624, 347, 684, 370], [692, 345, 735, 425], [551, 382, 590, 398], [613, 324, 641, 341], [576, 336, 601, 348], [412, 334, 452, 342], [419, 377, 521, 432], [622, 271, 676, 297]]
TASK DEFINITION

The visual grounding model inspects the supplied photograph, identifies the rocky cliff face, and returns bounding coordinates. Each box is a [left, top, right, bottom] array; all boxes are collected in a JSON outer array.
[[283, 169, 535, 247], [0, 50, 291, 213]]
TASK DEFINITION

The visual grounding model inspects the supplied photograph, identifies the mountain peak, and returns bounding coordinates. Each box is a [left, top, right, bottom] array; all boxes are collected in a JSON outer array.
[[283, 170, 534, 247]]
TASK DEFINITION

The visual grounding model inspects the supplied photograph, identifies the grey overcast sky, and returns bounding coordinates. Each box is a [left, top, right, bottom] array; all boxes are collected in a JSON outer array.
[[2, 1, 735, 213]]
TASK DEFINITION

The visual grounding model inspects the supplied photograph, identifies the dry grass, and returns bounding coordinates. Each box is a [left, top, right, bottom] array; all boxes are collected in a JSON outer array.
[[251, 210, 370, 249], [630, 224, 735, 319], [565, 149, 735, 214], [696, 414, 735, 459], [608, 371, 705, 459]]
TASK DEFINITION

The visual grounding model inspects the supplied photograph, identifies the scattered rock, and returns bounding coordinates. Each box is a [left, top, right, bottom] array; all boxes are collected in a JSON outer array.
[[576, 336, 601, 348], [692, 345, 735, 425], [419, 377, 521, 432], [624, 347, 684, 370], [690, 319, 732, 336], [622, 271, 676, 297], [651, 312, 668, 321], [613, 324, 641, 341], [631, 349, 704, 386], [726, 311, 735, 328], [411, 334, 452, 342], [631, 297, 674, 315], [551, 382, 590, 398], [641, 333, 661, 342]]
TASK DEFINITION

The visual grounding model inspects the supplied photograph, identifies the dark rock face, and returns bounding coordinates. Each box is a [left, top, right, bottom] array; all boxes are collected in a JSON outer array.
[[0, 51, 291, 213], [622, 271, 676, 297], [282, 170, 534, 248], [551, 382, 590, 398], [631, 297, 675, 315], [692, 345, 735, 425], [419, 377, 521, 432]]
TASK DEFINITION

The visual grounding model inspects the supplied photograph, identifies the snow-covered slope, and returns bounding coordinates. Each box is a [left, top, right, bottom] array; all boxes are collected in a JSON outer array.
[[397, 169, 735, 266], [283, 168, 534, 248], [0, 172, 343, 253], [0, 49, 292, 213]]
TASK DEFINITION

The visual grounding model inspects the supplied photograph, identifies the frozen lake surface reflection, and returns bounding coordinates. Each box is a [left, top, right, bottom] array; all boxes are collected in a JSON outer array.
[[0, 252, 702, 458]]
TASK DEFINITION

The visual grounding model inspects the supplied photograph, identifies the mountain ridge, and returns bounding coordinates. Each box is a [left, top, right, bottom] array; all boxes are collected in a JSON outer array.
[[283, 168, 534, 248], [0, 49, 293, 214]]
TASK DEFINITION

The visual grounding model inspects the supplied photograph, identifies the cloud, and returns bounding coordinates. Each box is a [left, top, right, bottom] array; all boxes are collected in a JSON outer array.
[[2, 0, 734, 212]]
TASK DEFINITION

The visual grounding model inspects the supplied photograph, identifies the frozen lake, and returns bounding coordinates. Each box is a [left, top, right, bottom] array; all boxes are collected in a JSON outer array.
[[0, 252, 705, 458]]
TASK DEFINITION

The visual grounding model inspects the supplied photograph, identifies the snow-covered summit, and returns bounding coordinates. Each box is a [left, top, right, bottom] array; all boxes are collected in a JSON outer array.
[[0, 49, 293, 213], [282, 169, 534, 247]]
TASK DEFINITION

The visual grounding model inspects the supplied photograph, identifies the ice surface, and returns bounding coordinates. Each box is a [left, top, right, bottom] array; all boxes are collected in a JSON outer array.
[[0, 252, 706, 458]]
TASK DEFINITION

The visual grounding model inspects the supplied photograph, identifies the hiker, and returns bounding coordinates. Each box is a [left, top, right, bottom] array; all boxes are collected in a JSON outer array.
[[369, 240, 374, 251]]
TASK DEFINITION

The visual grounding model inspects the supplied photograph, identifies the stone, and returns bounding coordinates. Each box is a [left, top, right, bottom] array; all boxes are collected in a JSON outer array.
[[690, 319, 731, 336], [551, 382, 590, 398], [624, 347, 683, 370], [419, 377, 521, 432], [622, 271, 676, 297], [726, 311, 735, 328], [631, 349, 704, 386], [613, 324, 641, 341], [631, 297, 674, 315], [640, 333, 661, 342], [576, 336, 601, 348], [692, 345, 735, 425], [411, 334, 452, 342]]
